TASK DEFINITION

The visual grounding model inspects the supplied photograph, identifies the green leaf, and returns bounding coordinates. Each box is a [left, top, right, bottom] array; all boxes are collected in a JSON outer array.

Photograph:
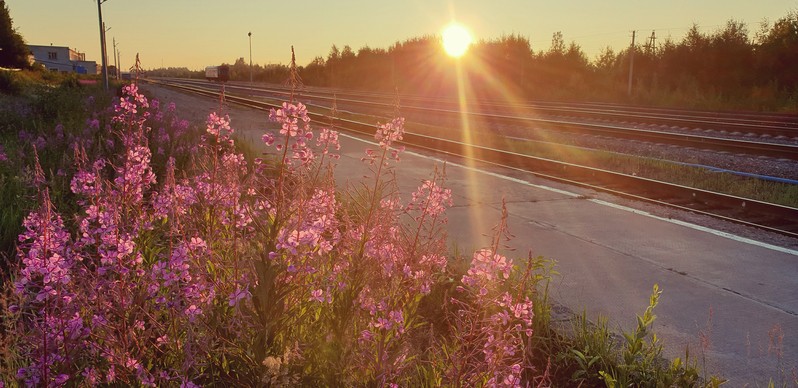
[[571, 348, 586, 361]]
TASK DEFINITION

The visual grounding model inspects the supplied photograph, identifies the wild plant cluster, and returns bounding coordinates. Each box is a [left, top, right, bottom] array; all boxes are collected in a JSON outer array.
[[1, 84, 546, 387]]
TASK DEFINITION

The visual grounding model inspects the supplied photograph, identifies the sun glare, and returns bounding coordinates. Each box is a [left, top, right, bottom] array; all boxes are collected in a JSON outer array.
[[442, 23, 473, 57]]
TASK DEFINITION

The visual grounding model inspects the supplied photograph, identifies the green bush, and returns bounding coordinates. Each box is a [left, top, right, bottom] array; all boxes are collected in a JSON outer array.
[[0, 70, 22, 95]]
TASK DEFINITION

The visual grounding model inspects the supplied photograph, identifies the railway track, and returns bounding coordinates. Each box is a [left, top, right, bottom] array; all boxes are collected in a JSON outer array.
[[143, 78, 798, 239], [157, 78, 798, 161]]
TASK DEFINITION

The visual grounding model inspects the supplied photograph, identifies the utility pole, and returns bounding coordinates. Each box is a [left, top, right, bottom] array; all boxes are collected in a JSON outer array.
[[96, 0, 109, 90], [648, 30, 657, 53], [113, 37, 118, 79], [627, 30, 635, 96], [103, 23, 110, 82], [248, 32, 253, 84]]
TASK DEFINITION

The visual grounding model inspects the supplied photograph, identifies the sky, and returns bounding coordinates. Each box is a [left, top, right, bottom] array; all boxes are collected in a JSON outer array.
[[6, 0, 798, 71]]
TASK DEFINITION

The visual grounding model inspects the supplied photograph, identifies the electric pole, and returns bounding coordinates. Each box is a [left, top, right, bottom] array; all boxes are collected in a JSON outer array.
[[97, 0, 109, 90], [248, 32, 253, 84], [113, 37, 118, 79], [648, 30, 657, 53], [627, 30, 635, 96]]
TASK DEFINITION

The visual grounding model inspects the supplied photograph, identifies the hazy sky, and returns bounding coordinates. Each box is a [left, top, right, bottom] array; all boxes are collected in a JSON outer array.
[[7, 1, 798, 70]]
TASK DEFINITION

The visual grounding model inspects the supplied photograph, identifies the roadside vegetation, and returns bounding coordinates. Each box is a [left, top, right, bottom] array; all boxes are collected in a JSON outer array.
[[501, 138, 798, 208], [0, 68, 743, 386], [0, 69, 112, 265]]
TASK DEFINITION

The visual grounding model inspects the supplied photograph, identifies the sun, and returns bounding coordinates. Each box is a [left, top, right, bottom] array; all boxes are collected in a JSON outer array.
[[442, 23, 473, 57]]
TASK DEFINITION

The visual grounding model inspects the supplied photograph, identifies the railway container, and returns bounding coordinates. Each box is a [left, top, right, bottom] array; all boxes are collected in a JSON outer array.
[[205, 65, 230, 82]]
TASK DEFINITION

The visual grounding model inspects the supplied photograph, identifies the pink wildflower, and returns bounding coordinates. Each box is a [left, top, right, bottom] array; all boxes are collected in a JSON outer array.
[[375, 117, 405, 149], [206, 112, 232, 138], [262, 132, 275, 146], [310, 289, 325, 303], [185, 304, 201, 321], [407, 179, 453, 219], [316, 127, 341, 158], [461, 249, 512, 291]]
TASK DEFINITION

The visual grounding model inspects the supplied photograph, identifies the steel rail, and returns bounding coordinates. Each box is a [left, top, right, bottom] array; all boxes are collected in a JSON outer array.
[[161, 77, 798, 125], [144, 78, 798, 239], [159, 78, 798, 133], [156, 78, 798, 160]]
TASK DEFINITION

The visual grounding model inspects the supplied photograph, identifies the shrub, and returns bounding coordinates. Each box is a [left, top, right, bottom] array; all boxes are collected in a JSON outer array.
[[0, 70, 22, 95]]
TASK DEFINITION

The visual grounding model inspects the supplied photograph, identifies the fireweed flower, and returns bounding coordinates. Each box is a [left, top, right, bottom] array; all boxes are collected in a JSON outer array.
[[88, 118, 100, 130], [375, 117, 405, 149], [8, 79, 544, 386], [14, 201, 74, 303], [13, 88, 272, 386], [316, 127, 341, 159], [114, 145, 156, 204], [31, 137, 47, 153], [273, 188, 340, 257], [262, 132, 275, 146], [264, 101, 319, 167], [407, 179, 453, 219], [113, 83, 150, 126], [310, 289, 325, 303], [228, 285, 252, 307], [206, 112, 233, 139], [70, 159, 105, 198], [452, 248, 533, 387], [13, 191, 88, 387], [361, 148, 377, 165], [270, 102, 310, 137], [149, 237, 217, 324], [461, 249, 512, 292]]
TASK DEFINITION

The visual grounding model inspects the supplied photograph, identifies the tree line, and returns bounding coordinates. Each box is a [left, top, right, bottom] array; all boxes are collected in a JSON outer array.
[[3, 0, 797, 110], [145, 12, 798, 111], [301, 14, 798, 110]]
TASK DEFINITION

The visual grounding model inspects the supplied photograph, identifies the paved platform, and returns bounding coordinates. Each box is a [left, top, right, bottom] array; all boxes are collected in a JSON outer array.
[[339, 134, 798, 384]]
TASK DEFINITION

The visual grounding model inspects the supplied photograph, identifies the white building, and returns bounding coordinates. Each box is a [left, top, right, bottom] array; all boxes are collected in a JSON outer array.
[[28, 45, 98, 74]]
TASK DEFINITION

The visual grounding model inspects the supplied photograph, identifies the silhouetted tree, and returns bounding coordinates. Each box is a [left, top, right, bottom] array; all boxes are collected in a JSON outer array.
[[300, 56, 327, 86], [531, 32, 590, 95], [146, 67, 202, 79], [755, 11, 798, 92], [0, 0, 30, 69], [707, 21, 753, 94]]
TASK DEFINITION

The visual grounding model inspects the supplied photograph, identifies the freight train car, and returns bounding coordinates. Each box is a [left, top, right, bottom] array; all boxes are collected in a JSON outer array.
[[205, 65, 230, 82]]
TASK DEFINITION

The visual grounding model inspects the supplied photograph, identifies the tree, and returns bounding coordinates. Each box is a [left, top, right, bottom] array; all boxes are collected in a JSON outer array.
[[594, 46, 617, 73], [756, 11, 798, 91], [707, 20, 754, 93], [300, 56, 327, 86], [0, 0, 30, 69]]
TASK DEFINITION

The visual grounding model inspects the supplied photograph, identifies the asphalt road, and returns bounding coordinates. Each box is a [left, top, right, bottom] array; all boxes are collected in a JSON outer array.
[[145, 84, 798, 385]]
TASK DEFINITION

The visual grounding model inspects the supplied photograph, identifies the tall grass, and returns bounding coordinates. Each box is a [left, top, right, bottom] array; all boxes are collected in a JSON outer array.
[[0, 71, 108, 265]]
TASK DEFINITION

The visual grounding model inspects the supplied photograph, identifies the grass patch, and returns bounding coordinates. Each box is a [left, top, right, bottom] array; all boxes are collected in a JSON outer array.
[[501, 138, 798, 207]]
